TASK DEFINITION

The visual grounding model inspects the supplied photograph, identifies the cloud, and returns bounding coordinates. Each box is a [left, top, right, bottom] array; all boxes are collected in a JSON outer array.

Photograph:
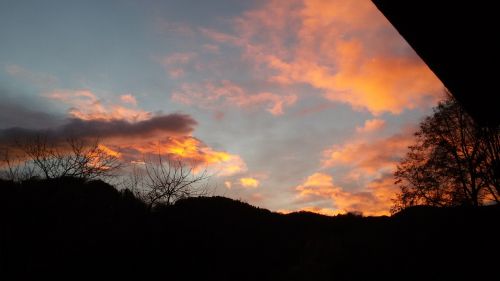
[[295, 172, 393, 216], [239, 177, 260, 188], [296, 172, 337, 198], [356, 118, 386, 133], [0, 89, 63, 129], [109, 136, 247, 177], [322, 133, 413, 176], [5, 64, 58, 89], [0, 114, 197, 144], [120, 94, 137, 105], [46, 89, 151, 122], [38, 85, 248, 174], [155, 19, 196, 37], [0, 114, 245, 177], [291, 125, 417, 216], [163, 52, 197, 65], [203, 0, 442, 115], [202, 44, 220, 53], [160, 52, 198, 79], [172, 80, 297, 115], [33, 89, 247, 176]]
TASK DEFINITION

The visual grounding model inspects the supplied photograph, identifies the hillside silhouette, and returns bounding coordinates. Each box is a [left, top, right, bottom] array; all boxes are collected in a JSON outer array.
[[1, 178, 499, 280]]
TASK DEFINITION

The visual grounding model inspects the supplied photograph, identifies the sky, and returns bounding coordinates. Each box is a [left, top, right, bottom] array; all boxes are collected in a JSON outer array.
[[0, 0, 443, 216]]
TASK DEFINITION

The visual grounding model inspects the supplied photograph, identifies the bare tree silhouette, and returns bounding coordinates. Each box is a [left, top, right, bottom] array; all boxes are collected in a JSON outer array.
[[1, 136, 122, 181], [0, 148, 36, 181], [393, 92, 500, 212], [129, 153, 209, 209]]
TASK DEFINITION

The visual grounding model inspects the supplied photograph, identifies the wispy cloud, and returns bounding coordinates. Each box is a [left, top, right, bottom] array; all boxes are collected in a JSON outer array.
[[5, 64, 58, 89], [160, 52, 198, 79], [172, 80, 297, 115], [120, 94, 137, 106]]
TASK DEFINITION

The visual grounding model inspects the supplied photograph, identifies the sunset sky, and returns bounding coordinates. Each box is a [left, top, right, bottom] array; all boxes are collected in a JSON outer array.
[[0, 0, 443, 215]]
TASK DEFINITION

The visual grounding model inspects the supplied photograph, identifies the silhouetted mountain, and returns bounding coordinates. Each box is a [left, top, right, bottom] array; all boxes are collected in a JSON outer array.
[[1, 178, 499, 280]]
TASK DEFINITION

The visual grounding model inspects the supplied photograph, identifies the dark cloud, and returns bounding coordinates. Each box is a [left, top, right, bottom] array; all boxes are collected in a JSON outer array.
[[0, 114, 197, 145], [0, 103, 63, 130], [0, 88, 64, 129]]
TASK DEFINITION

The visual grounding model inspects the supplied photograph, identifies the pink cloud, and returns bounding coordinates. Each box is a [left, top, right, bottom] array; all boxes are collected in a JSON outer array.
[[202, 44, 220, 53], [171, 80, 297, 116], [155, 19, 196, 37], [160, 52, 198, 79], [163, 52, 197, 65], [120, 94, 137, 106], [46, 89, 151, 122], [5, 64, 58, 89]]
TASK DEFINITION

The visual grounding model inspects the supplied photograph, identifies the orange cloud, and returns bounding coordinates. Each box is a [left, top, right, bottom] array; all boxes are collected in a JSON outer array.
[[108, 136, 246, 177], [295, 172, 393, 216], [296, 172, 337, 197], [205, 0, 442, 115], [240, 177, 260, 188], [322, 133, 413, 175], [172, 80, 297, 115], [46, 89, 151, 122], [299, 126, 418, 215], [97, 144, 121, 158], [42, 90, 246, 177], [356, 118, 386, 133]]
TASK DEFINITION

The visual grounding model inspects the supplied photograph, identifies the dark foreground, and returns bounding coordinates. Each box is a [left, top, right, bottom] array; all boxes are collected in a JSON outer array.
[[1, 178, 499, 280]]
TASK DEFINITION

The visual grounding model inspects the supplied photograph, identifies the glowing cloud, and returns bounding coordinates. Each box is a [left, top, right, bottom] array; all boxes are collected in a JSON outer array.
[[10, 90, 247, 178], [295, 172, 393, 216], [106, 136, 246, 177], [203, 0, 442, 115], [322, 133, 413, 175], [298, 207, 344, 216], [296, 172, 337, 198], [239, 177, 260, 188]]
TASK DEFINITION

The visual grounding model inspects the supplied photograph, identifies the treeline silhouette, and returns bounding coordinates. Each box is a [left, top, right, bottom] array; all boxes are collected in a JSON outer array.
[[1, 177, 499, 280]]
